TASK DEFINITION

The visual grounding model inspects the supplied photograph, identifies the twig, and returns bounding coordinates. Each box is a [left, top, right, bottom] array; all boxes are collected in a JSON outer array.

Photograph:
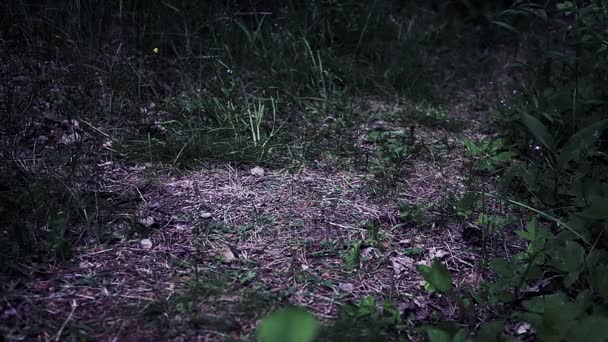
[[235, 11, 272, 16], [54, 300, 77, 341], [81, 120, 116, 141]]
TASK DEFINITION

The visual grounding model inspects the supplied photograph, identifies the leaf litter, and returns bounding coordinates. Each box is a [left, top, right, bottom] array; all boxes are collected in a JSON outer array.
[[1, 74, 528, 340]]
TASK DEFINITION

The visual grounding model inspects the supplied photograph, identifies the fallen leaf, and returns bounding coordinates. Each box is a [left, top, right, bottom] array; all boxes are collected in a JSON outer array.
[[429, 247, 448, 259], [361, 247, 377, 260], [60, 132, 81, 145], [139, 216, 155, 227], [220, 245, 236, 263], [79, 261, 94, 269], [515, 322, 532, 335], [339, 283, 354, 292], [98, 160, 113, 167], [250, 166, 265, 176], [463, 271, 482, 289], [140, 239, 153, 249], [1, 308, 17, 319], [416, 259, 431, 267], [391, 255, 414, 274], [201, 212, 213, 219]]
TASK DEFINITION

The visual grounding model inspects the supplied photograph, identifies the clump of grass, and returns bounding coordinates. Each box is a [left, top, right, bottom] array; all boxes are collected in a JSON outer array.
[[403, 103, 463, 131], [0, 172, 97, 274], [118, 68, 283, 166], [143, 268, 278, 339], [366, 127, 416, 192]]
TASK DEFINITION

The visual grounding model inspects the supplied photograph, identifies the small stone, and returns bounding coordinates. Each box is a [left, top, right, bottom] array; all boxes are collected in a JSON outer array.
[[140, 239, 153, 249], [201, 212, 213, 219], [250, 166, 265, 177]]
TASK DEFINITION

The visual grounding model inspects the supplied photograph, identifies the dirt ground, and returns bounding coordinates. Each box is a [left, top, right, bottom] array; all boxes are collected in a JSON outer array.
[[1, 50, 524, 341]]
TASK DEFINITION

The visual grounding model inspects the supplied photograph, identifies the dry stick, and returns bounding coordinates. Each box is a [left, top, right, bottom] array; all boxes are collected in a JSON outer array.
[[80, 120, 115, 141], [135, 186, 148, 207], [54, 300, 77, 342]]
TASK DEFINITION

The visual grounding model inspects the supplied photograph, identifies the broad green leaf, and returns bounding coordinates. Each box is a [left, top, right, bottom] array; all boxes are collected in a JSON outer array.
[[516, 217, 539, 241], [417, 260, 453, 293], [453, 329, 468, 342], [564, 214, 592, 243], [521, 292, 582, 341], [423, 281, 437, 293], [426, 327, 452, 342], [475, 320, 505, 342], [456, 192, 477, 217], [257, 307, 319, 342], [567, 315, 608, 342], [556, 1, 575, 11], [523, 291, 585, 319], [588, 263, 608, 301], [489, 258, 514, 278], [548, 240, 585, 274], [382, 299, 401, 324], [425, 326, 467, 342], [488, 138, 505, 152], [520, 113, 554, 152], [517, 218, 550, 262], [559, 119, 608, 167], [357, 296, 379, 318], [491, 151, 515, 163], [578, 195, 608, 220], [463, 139, 481, 155]]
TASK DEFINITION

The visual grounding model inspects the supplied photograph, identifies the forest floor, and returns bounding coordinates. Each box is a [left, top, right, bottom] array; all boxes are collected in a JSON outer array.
[[1, 48, 526, 341]]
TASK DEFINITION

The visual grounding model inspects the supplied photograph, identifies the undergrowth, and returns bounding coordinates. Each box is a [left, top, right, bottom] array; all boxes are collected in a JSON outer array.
[[4, 0, 607, 341], [257, 1, 608, 342]]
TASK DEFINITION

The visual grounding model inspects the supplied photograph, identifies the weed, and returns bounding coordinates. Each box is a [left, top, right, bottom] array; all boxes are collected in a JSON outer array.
[[406, 103, 462, 131], [463, 137, 515, 173], [364, 221, 383, 248], [367, 128, 415, 190], [319, 296, 402, 341], [0, 171, 124, 274], [311, 239, 341, 258], [403, 247, 424, 256], [398, 201, 426, 225], [344, 241, 362, 271], [258, 296, 405, 342]]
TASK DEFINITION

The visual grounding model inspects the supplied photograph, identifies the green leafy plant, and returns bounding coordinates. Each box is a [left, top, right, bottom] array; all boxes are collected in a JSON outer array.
[[417, 259, 453, 294], [345, 241, 362, 271], [398, 201, 426, 225], [257, 307, 319, 342], [320, 296, 402, 341], [366, 128, 417, 190], [464, 137, 515, 172], [408, 103, 462, 131]]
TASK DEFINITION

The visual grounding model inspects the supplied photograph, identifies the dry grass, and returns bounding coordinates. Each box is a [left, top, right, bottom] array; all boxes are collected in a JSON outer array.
[[1, 103, 522, 341]]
